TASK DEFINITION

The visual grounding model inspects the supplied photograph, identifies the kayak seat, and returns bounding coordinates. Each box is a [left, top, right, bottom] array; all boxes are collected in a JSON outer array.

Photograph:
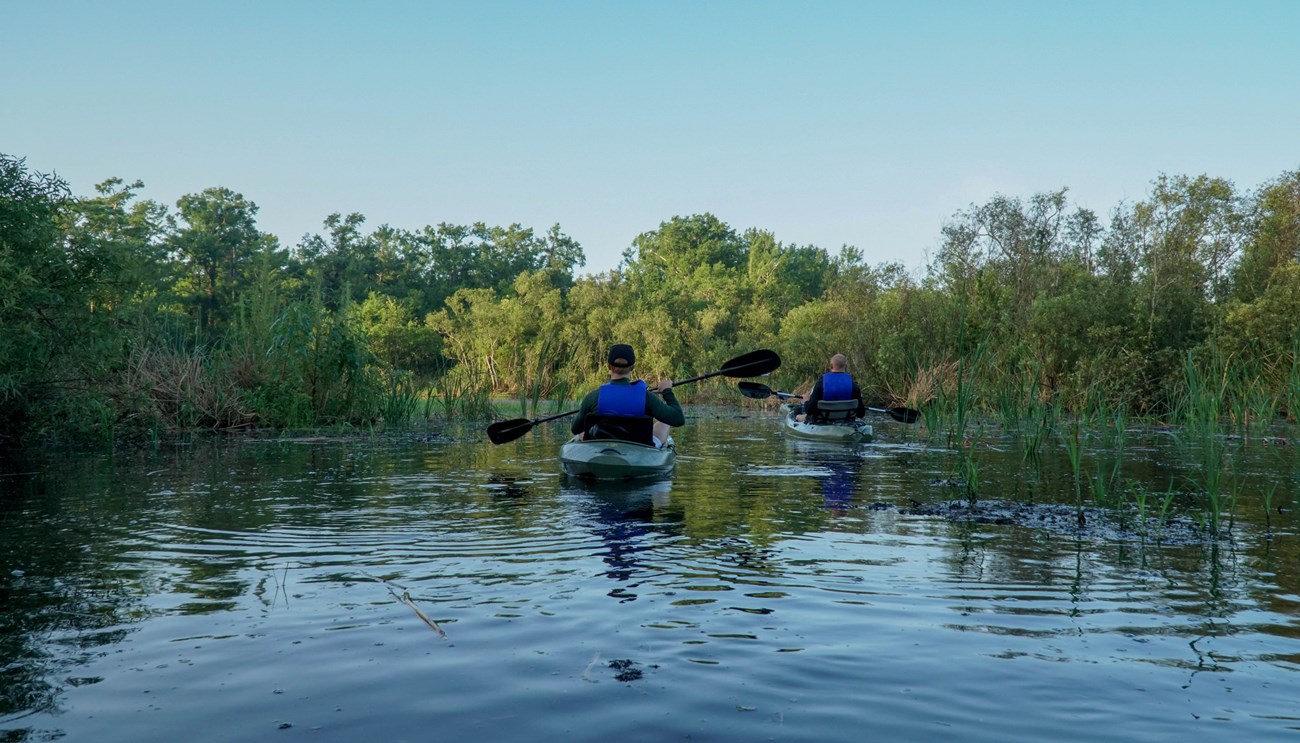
[[812, 399, 859, 423], [584, 414, 655, 445]]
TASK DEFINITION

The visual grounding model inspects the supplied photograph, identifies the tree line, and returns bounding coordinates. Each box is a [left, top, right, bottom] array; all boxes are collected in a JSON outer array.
[[2, 151, 1298, 445]]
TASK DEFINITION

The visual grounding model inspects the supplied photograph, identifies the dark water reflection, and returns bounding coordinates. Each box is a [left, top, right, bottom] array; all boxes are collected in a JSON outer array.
[[2, 410, 1299, 741]]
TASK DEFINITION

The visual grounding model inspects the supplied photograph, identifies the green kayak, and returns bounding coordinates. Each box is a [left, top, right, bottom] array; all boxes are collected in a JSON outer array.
[[560, 436, 676, 480]]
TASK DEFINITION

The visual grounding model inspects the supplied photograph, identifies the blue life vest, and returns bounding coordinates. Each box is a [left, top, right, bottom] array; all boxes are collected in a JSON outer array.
[[822, 372, 853, 401], [596, 380, 648, 417]]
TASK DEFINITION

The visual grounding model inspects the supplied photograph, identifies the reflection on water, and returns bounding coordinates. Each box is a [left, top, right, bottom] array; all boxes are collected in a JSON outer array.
[[566, 478, 677, 600], [1, 413, 1299, 742], [787, 438, 867, 512]]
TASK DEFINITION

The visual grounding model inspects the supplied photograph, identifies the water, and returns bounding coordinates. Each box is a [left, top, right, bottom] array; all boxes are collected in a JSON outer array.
[[3, 410, 1299, 741]]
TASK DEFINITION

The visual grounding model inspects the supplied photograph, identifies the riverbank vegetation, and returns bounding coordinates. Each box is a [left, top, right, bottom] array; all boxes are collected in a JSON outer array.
[[2, 152, 1298, 450]]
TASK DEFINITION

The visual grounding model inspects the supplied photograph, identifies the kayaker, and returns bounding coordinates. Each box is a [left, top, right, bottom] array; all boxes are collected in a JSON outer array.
[[794, 353, 866, 422], [572, 343, 685, 447]]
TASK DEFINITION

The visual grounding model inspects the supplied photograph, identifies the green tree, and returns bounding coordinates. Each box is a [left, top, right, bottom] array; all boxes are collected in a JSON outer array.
[[1232, 169, 1300, 303], [1130, 174, 1242, 352], [295, 212, 383, 309], [167, 187, 279, 329], [410, 221, 585, 312], [353, 292, 444, 376], [64, 177, 173, 323], [0, 155, 128, 441]]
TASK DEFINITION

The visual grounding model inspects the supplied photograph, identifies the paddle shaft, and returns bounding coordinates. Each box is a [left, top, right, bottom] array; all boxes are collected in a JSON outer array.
[[488, 349, 781, 444], [738, 382, 920, 423]]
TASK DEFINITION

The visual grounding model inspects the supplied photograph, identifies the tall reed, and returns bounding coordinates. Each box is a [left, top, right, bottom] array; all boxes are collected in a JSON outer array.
[[1287, 339, 1300, 423], [946, 340, 986, 502], [1155, 481, 1178, 543], [378, 371, 422, 429], [1263, 482, 1278, 538], [1092, 406, 1127, 515], [1059, 414, 1086, 528], [1020, 392, 1057, 463], [989, 357, 1056, 461], [1132, 483, 1150, 540], [1170, 350, 1227, 533], [434, 362, 496, 420]]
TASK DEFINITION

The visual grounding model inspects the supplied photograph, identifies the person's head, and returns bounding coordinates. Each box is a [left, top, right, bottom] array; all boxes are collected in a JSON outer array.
[[607, 343, 636, 377], [829, 354, 848, 372]]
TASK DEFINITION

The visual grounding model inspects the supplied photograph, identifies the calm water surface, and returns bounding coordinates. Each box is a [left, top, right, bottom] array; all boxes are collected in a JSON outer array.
[[3, 409, 1299, 741]]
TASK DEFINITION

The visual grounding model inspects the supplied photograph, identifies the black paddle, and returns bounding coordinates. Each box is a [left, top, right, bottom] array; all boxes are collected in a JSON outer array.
[[487, 348, 782, 445], [737, 380, 801, 401], [736, 381, 922, 424]]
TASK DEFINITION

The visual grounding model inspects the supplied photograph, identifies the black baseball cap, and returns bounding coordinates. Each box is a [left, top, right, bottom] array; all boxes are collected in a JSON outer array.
[[607, 344, 635, 367]]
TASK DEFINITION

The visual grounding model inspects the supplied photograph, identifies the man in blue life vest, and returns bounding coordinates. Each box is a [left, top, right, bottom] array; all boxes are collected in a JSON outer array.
[[795, 353, 866, 422], [572, 344, 685, 447]]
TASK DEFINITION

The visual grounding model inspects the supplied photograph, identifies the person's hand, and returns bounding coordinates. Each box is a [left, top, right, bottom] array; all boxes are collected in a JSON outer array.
[[653, 379, 673, 393]]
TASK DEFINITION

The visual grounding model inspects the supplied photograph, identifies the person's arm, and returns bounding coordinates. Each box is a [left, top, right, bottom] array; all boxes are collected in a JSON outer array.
[[571, 390, 599, 434], [646, 386, 685, 427], [805, 379, 824, 414], [852, 382, 866, 418]]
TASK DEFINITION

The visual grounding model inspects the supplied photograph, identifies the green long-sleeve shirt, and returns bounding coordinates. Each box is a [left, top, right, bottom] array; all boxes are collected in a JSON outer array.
[[570, 378, 685, 435]]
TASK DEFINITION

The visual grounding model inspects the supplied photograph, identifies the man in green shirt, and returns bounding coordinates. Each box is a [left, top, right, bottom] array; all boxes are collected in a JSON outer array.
[[571, 344, 685, 447]]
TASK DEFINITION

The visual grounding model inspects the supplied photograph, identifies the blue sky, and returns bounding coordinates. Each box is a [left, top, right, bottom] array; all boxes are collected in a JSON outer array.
[[4, 1, 1298, 275]]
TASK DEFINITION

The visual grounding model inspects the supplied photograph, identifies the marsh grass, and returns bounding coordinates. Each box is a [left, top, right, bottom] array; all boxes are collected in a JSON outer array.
[[988, 358, 1057, 461], [1021, 399, 1058, 463], [950, 343, 985, 450], [377, 371, 423, 429], [121, 345, 252, 430], [1230, 373, 1277, 440], [959, 424, 985, 505], [908, 359, 955, 434], [938, 342, 987, 502], [993, 360, 1036, 431], [1171, 349, 1248, 535], [434, 363, 496, 420], [1092, 457, 1123, 509], [547, 378, 574, 415], [517, 339, 555, 420]]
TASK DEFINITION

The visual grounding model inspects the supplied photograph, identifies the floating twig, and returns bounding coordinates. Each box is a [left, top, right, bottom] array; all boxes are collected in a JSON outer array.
[[393, 588, 447, 638], [358, 569, 447, 638]]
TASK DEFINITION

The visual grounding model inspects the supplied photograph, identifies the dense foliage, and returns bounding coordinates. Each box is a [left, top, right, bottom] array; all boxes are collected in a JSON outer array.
[[2, 151, 1298, 444]]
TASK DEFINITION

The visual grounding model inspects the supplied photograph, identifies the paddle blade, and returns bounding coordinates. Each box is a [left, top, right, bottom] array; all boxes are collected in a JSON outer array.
[[869, 406, 922, 424], [737, 381, 776, 399], [720, 349, 782, 378], [487, 418, 534, 445], [889, 407, 922, 424]]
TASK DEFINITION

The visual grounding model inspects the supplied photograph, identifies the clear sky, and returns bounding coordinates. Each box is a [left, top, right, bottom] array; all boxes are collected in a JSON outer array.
[[3, 1, 1298, 275]]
